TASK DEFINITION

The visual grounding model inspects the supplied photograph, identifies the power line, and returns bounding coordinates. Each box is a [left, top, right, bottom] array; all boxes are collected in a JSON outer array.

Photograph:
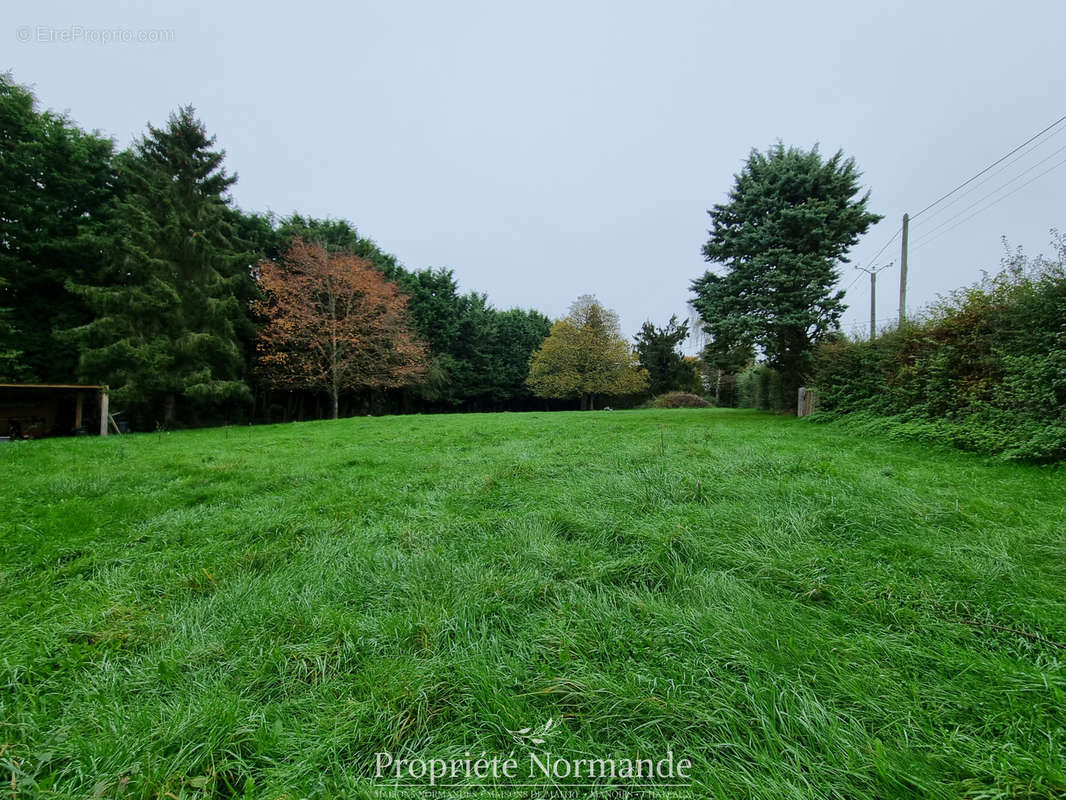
[[910, 114, 1066, 220], [854, 225, 902, 274], [844, 116, 1064, 328], [912, 153, 1066, 252], [911, 142, 1066, 247], [845, 316, 901, 325], [910, 124, 1066, 228], [842, 225, 901, 294], [846, 314, 905, 325], [854, 261, 893, 338], [842, 271, 865, 292]]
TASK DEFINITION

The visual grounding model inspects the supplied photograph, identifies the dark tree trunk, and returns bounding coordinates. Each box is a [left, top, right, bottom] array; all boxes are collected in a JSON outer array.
[[163, 392, 176, 425], [780, 367, 803, 413]]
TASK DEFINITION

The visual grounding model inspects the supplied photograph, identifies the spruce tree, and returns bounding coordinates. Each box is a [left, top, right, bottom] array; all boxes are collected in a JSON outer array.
[[69, 107, 255, 426], [691, 144, 881, 408]]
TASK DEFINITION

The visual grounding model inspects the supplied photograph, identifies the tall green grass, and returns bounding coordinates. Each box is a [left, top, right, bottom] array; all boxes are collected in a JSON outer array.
[[1, 410, 1063, 798]]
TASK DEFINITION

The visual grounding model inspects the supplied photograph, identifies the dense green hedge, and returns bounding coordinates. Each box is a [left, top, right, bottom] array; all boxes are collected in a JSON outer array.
[[812, 238, 1066, 462], [734, 364, 788, 411]]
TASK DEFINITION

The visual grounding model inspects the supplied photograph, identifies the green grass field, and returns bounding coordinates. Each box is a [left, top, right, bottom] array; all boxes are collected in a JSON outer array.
[[2, 409, 1064, 799]]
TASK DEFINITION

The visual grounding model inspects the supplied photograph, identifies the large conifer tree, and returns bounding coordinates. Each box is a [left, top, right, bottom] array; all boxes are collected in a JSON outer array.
[[0, 73, 115, 382], [691, 144, 881, 408], [70, 107, 255, 426]]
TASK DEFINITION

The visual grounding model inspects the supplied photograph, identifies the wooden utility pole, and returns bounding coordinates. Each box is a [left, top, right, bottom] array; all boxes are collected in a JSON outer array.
[[856, 262, 892, 339], [898, 213, 909, 325], [869, 270, 877, 339]]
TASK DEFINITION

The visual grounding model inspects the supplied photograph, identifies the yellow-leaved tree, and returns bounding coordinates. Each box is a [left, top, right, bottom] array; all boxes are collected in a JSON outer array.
[[527, 295, 648, 410]]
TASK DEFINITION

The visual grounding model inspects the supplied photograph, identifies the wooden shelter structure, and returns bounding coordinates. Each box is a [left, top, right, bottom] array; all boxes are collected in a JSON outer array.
[[0, 384, 111, 438]]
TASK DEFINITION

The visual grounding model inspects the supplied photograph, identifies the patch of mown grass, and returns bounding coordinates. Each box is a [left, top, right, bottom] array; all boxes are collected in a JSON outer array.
[[1, 409, 1064, 799]]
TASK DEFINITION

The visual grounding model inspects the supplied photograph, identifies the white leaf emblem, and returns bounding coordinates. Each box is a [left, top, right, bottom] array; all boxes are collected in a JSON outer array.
[[508, 718, 557, 747]]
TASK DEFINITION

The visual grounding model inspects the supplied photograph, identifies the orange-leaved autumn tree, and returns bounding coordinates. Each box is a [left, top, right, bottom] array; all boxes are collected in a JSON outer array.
[[254, 239, 426, 419]]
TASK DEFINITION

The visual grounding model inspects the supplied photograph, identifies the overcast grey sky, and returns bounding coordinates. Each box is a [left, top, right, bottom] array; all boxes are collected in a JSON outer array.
[[9, 1, 1066, 346]]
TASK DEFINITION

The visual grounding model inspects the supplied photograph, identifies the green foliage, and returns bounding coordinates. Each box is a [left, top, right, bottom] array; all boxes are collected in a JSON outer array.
[[699, 340, 755, 407], [528, 295, 649, 409], [482, 307, 553, 403], [223, 209, 552, 414], [653, 391, 709, 408], [2, 73, 554, 422], [228, 208, 282, 260], [813, 236, 1066, 461], [0, 73, 116, 382], [692, 143, 881, 404], [0, 292, 27, 382], [735, 363, 788, 411], [633, 315, 696, 395], [395, 268, 551, 408], [272, 213, 403, 278], [66, 107, 254, 426], [2, 410, 1065, 797], [0, 277, 28, 381], [395, 267, 465, 356]]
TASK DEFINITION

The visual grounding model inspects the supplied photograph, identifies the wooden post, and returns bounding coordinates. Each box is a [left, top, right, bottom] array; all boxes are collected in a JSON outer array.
[[74, 392, 84, 429], [898, 212, 909, 325], [99, 386, 109, 436]]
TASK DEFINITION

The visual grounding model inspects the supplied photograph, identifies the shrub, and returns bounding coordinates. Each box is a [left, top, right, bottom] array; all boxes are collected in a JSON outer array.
[[654, 392, 710, 408], [811, 234, 1066, 462], [735, 364, 788, 411]]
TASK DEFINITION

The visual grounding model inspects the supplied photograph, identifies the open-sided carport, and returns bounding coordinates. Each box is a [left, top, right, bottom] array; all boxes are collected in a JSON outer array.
[[0, 383, 111, 438]]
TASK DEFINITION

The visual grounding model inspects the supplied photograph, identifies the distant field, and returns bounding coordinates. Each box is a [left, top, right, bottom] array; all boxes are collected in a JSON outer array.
[[1, 409, 1064, 799]]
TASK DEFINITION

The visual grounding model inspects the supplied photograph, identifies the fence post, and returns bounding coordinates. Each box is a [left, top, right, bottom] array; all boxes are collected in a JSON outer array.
[[99, 386, 109, 436]]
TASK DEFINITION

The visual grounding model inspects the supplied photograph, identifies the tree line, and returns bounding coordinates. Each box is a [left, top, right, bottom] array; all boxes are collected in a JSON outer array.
[[19, 72, 1037, 443], [0, 74, 699, 429]]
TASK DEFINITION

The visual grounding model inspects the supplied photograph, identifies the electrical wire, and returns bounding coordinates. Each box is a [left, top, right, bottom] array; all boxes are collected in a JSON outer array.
[[912, 153, 1066, 252], [910, 114, 1066, 220], [911, 142, 1066, 247], [840, 118, 1065, 316], [908, 123, 1066, 227], [842, 271, 865, 292], [864, 227, 903, 264], [844, 226, 902, 293]]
